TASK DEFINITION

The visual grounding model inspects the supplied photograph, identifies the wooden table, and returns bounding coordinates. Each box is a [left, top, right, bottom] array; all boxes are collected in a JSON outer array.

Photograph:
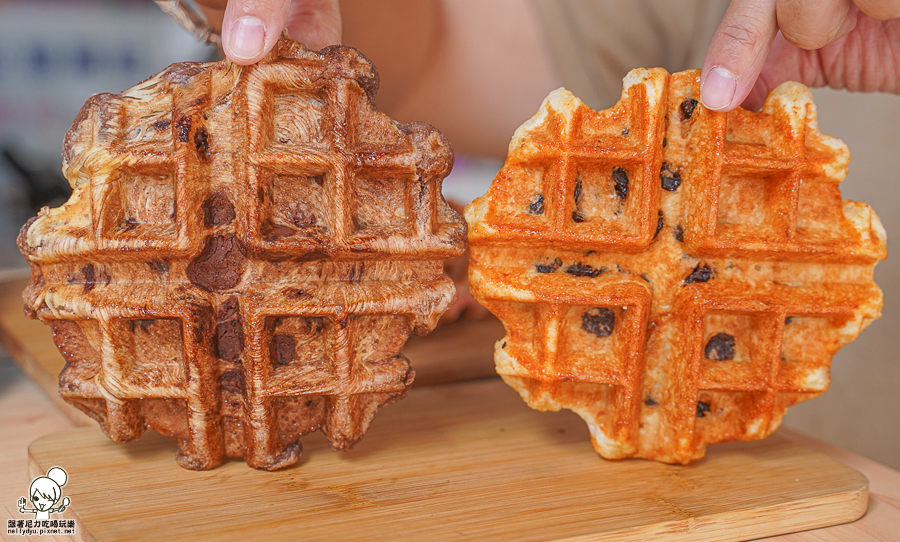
[[2, 274, 900, 541]]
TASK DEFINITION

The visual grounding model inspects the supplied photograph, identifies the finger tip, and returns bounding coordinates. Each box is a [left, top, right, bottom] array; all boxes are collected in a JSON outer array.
[[700, 66, 739, 112], [224, 15, 268, 64]]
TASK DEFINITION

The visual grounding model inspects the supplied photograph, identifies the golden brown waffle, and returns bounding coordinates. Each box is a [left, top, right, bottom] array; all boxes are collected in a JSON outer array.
[[18, 39, 466, 470], [465, 69, 886, 464]]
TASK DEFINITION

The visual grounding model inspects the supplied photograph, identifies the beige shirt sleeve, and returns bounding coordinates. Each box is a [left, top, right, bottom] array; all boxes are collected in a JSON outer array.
[[530, 0, 731, 110]]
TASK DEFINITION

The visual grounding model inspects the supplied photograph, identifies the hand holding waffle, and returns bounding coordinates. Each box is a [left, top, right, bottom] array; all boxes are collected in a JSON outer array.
[[193, 0, 341, 62], [701, 0, 900, 112]]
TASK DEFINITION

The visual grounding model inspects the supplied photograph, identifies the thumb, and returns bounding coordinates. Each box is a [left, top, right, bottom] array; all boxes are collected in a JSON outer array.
[[222, 0, 292, 64], [700, 0, 779, 111]]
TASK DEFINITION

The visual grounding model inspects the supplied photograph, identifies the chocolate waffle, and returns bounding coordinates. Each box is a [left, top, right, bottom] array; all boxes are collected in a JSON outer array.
[[465, 69, 886, 464], [18, 38, 466, 470]]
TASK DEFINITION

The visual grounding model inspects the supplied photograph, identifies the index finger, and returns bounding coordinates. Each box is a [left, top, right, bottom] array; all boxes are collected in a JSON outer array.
[[700, 0, 778, 111]]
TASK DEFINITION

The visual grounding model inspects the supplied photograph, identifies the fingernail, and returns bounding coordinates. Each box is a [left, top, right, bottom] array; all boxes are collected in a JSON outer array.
[[701, 66, 737, 111], [229, 16, 266, 60]]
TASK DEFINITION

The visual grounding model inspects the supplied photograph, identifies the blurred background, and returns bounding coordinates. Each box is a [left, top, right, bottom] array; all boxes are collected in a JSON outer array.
[[0, 0, 896, 471]]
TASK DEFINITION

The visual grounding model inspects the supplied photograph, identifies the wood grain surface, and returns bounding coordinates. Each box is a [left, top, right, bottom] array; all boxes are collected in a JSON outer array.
[[28, 378, 868, 542]]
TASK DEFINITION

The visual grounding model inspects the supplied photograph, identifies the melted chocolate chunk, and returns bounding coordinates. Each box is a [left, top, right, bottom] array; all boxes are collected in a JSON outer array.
[[572, 211, 585, 223], [194, 126, 210, 161], [221, 368, 245, 395], [566, 263, 605, 278], [612, 167, 629, 200], [654, 210, 664, 238], [705, 333, 735, 361], [153, 119, 171, 131], [581, 307, 616, 337], [528, 194, 544, 215], [645, 397, 659, 406], [216, 297, 244, 362], [573, 179, 583, 202], [202, 192, 236, 227], [684, 264, 712, 284], [674, 224, 684, 242], [311, 175, 325, 186], [187, 233, 247, 291], [660, 163, 682, 191], [535, 257, 563, 274], [696, 401, 711, 418], [622, 126, 630, 136], [272, 334, 296, 365], [681, 98, 699, 120], [662, 137, 667, 148], [176, 114, 192, 142], [82, 264, 96, 293], [785, 316, 794, 324]]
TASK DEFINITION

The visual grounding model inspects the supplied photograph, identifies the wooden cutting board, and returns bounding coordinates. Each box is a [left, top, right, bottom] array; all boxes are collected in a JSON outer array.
[[30, 378, 867, 542]]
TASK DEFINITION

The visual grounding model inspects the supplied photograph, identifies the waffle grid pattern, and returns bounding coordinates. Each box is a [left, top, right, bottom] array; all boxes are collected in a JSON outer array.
[[467, 68, 885, 463], [22, 41, 464, 470]]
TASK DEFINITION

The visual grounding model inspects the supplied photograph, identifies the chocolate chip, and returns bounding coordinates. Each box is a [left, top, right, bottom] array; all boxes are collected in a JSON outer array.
[[572, 211, 585, 223], [221, 369, 245, 395], [696, 401, 711, 418], [684, 264, 712, 284], [535, 257, 563, 273], [187, 233, 247, 291], [622, 127, 630, 136], [681, 99, 699, 121], [674, 224, 684, 242], [645, 397, 658, 406], [785, 316, 794, 324], [217, 319, 244, 362], [153, 119, 171, 131], [654, 210, 664, 238], [216, 297, 244, 362], [501, 342, 507, 349], [82, 264, 96, 293], [272, 334, 296, 365], [640, 274, 651, 283], [705, 333, 735, 361], [662, 137, 667, 148], [176, 114, 191, 142], [566, 263, 605, 278], [202, 192, 236, 227], [660, 163, 682, 191], [528, 194, 544, 215], [194, 126, 210, 161], [581, 307, 615, 337], [612, 167, 629, 200], [574, 179, 583, 202]]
